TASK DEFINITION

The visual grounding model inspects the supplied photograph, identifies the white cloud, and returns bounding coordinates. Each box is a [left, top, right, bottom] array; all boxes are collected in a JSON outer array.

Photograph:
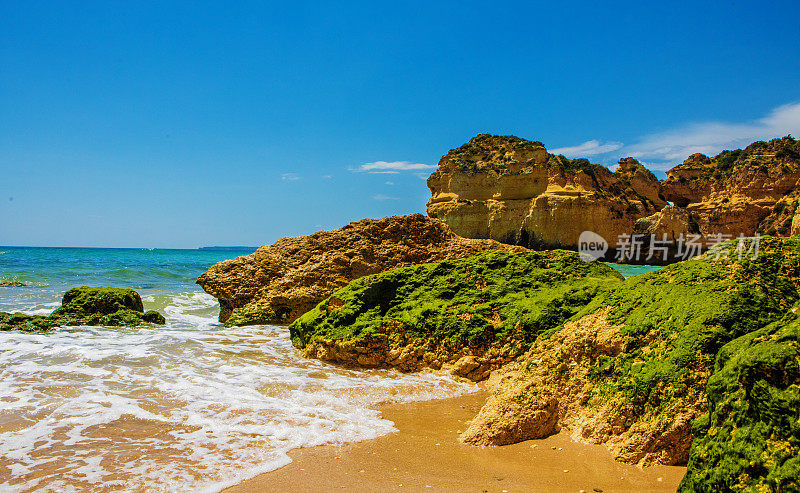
[[353, 161, 437, 173], [550, 140, 623, 157], [281, 173, 301, 181], [372, 194, 399, 201], [624, 102, 800, 163], [321, 174, 332, 179], [547, 102, 800, 171], [385, 181, 394, 185]]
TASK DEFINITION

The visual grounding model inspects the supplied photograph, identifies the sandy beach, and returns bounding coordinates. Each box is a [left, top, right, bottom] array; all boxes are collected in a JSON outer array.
[[226, 391, 686, 493]]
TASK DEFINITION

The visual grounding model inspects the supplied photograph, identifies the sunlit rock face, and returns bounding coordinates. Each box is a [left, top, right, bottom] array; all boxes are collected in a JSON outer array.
[[426, 134, 666, 253], [427, 134, 800, 260], [661, 136, 800, 237]]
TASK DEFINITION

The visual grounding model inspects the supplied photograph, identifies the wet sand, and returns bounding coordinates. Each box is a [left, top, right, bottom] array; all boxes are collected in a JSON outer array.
[[225, 391, 686, 492]]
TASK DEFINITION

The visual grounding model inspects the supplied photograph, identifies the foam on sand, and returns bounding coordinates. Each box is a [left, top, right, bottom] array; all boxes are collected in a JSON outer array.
[[0, 292, 477, 492]]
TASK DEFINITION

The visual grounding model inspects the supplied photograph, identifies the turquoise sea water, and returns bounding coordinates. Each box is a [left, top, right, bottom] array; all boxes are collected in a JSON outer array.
[[0, 246, 252, 314], [0, 246, 478, 492], [606, 262, 663, 278]]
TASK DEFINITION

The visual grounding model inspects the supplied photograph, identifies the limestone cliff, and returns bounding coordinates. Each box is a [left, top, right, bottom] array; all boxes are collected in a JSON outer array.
[[662, 135, 800, 238], [196, 214, 524, 326], [427, 134, 800, 260], [426, 134, 666, 255]]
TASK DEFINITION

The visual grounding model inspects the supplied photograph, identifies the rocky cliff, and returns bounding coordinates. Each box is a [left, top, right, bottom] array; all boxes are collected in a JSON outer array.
[[662, 136, 800, 238], [196, 214, 524, 326], [426, 134, 666, 255], [427, 134, 800, 261]]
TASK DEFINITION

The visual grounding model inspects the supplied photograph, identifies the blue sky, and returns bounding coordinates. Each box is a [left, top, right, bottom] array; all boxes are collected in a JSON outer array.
[[1, 1, 798, 248]]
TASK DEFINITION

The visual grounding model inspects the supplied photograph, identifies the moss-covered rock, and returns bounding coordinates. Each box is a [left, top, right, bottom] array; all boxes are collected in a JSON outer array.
[[0, 286, 166, 332], [571, 236, 799, 458], [142, 310, 166, 324], [289, 250, 622, 378], [459, 236, 800, 470], [679, 310, 800, 492], [54, 286, 144, 316], [224, 304, 278, 327], [287, 234, 800, 485]]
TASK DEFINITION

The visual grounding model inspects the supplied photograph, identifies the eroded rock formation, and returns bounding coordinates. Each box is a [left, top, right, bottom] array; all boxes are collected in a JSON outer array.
[[427, 134, 800, 260], [662, 136, 800, 238], [426, 134, 666, 254], [196, 214, 525, 326]]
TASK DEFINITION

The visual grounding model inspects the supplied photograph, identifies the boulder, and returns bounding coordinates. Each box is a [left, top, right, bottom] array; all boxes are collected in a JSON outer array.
[[0, 286, 166, 332], [196, 214, 525, 326]]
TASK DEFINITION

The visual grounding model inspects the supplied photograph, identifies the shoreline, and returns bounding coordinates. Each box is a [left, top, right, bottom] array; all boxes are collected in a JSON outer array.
[[225, 391, 686, 493]]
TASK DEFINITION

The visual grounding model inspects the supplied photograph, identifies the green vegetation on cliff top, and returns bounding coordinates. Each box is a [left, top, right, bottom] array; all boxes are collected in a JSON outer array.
[[446, 133, 604, 176], [290, 250, 623, 350], [679, 135, 799, 181], [716, 135, 799, 173], [0, 286, 166, 332]]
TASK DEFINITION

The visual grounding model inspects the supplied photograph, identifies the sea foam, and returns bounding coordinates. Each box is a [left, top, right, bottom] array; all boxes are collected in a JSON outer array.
[[0, 292, 477, 492]]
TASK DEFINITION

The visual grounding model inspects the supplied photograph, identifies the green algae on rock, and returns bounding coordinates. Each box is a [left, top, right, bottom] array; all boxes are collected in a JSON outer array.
[[289, 250, 622, 379], [460, 236, 800, 470], [679, 309, 800, 492], [197, 214, 524, 327], [224, 304, 278, 327], [0, 286, 166, 332]]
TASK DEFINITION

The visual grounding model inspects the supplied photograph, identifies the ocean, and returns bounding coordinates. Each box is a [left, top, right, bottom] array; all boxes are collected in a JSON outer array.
[[0, 247, 478, 492], [0, 246, 657, 492]]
